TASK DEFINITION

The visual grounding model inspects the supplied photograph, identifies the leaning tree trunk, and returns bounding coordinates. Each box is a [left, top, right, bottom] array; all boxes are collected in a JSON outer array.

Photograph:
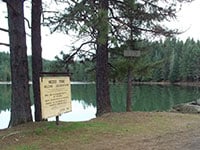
[[5, 0, 33, 127], [96, 0, 112, 116], [31, 0, 43, 121]]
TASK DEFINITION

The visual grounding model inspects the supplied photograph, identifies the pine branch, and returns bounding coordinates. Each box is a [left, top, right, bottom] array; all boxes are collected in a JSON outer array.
[[0, 27, 9, 32], [66, 40, 96, 63], [0, 42, 10, 47]]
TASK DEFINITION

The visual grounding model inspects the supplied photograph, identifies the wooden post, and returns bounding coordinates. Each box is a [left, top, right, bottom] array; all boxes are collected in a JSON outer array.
[[56, 116, 59, 125], [126, 65, 132, 112], [124, 50, 140, 112]]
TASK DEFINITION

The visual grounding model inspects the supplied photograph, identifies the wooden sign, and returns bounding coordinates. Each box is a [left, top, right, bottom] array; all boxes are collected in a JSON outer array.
[[40, 76, 72, 119], [124, 50, 141, 57]]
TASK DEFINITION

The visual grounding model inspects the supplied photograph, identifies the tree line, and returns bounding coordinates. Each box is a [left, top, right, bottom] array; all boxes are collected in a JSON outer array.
[[2, 37, 199, 83], [48, 38, 200, 83], [143, 38, 200, 82], [110, 38, 200, 83], [0, 52, 52, 81]]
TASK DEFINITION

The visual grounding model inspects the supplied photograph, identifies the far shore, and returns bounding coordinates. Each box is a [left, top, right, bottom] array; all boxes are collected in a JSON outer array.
[[133, 81, 200, 87], [0, 81, 95, 85], [1, 81, 200, 87]]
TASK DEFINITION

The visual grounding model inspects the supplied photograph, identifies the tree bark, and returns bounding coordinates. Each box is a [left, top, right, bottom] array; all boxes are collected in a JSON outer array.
[[5, 0, 32, 127], [96, 0, 112, 116], [31, 0, 43, 121]]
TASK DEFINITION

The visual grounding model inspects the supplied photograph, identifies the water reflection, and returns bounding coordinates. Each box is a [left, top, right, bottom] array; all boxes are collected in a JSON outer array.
[[0, 109, 10, 129], [0, 100, 96, 129], [0, 84, 200, 129], [49, 100, 96, 122]]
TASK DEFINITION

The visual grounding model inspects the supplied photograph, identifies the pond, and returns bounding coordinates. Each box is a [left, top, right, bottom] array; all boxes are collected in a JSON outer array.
[[0, 83, 200, 129]]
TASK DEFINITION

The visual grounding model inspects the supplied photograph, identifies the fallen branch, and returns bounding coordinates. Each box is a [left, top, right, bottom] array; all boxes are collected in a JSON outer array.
[[1, 131, 21, 140]]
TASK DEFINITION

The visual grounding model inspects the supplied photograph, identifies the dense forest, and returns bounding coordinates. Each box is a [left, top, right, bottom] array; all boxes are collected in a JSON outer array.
[[49, 38, 200, 83], [0, 52, 10, 81], [0, 38, 199, 83], [0, 52, 52, 81], [140, 38, 200, 82]]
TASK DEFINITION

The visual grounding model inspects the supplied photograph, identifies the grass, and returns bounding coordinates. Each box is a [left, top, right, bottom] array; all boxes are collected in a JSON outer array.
[[15, 145, 39, 150], [1, 112, 200, 150]]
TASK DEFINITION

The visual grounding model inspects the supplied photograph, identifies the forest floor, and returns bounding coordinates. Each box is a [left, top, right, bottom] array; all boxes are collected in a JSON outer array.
[[1, 112, 200, 150]]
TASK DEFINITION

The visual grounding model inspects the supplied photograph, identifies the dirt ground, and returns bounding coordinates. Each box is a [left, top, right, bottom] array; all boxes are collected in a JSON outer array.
[[1, 112, 200, 150], [88, 112, 200, 150]]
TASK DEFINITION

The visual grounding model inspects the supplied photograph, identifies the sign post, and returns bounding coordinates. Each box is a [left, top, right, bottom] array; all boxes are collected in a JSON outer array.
[[124, 50, 141, 112], [40, 74, 72, 125]]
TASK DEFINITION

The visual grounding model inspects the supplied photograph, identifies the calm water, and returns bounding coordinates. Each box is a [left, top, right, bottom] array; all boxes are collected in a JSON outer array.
[[0, 83, 200, 129]]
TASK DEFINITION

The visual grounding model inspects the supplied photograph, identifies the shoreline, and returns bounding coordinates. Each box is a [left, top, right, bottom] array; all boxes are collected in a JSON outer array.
[[133, 81, 200, 87], [1, 81, 200, 87]]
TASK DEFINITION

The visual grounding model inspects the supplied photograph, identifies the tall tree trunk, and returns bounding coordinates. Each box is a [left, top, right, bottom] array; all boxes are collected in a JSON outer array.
[[96, 0, 112, 116], [31, 0, 43, 121], [5, 0, 32, 127]]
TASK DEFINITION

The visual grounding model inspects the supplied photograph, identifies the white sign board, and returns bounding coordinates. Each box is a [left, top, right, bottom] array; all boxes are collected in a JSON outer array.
[[40, 76, 72, 119], [124, 50, 141, 57]]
